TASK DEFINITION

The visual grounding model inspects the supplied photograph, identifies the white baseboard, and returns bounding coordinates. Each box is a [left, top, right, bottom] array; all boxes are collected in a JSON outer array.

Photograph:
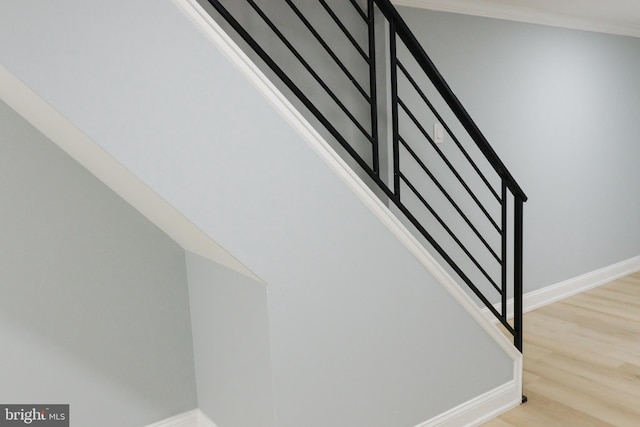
[[144, 256, 640, 427], [483, 254, 640, 322], [152, 387, 523, 427], [416, 377, 521, 427], [145, 409, 219, 427], [144, 410, 199, 427], [197, 411, 220, 427]]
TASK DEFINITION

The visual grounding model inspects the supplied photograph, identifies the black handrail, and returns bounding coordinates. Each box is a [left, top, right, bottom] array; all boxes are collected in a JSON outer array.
[[205, 0, 527, 354], [373, 0, 528, 202]]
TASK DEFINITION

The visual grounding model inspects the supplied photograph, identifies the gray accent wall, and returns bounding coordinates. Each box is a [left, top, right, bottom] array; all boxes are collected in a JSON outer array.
[[186, 253, 276, 427], [397, 7, 640, 294], [0, 1, 514, 426], [0, 100, 197, 426]]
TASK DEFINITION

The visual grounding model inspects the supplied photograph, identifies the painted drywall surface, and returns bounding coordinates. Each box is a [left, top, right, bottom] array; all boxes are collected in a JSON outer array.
[[397, 7, 640, 294], [0, 1, 512, 426], [0, 101, 197, 426], [185, 252, 276, 427]]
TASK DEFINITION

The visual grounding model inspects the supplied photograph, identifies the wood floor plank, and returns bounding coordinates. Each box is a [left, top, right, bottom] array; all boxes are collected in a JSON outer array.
[[616, 362, 640, 383], [520, 341, 551, 362], [525, 377, 640, 426], [525, 357, 640, 418], [537, 353, 640, 397], [588, 287, 640, 306], [482, 272, 640, 426], [524, 332, 626, 369], [491, 390, 614, 427], [537, 301, 640, 339], [482, 418, 514, 427], [562, 296, 640, 323]]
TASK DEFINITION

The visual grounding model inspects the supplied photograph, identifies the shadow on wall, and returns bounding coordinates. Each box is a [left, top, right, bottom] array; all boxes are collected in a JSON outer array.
[[0, 101, 197, 426]]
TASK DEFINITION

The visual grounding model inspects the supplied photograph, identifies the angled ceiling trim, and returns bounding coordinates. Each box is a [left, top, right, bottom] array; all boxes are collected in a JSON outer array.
[[392, 0, 640, 38], [0, 64, 262, 283]]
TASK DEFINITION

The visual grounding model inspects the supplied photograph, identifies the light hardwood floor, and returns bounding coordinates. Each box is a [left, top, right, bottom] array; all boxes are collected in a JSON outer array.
[[482, 272, 640, 427]]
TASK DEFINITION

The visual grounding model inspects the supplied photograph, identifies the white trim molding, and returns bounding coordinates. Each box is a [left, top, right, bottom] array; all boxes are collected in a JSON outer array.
[[0, 65, 261, 283], [416, 369, 522, 427], [392, 0, 640, 38], [144, 410, 219, 427], [197, 411, 220, 427], [484, 254, 640, 322], [143, 410, 199, 427]]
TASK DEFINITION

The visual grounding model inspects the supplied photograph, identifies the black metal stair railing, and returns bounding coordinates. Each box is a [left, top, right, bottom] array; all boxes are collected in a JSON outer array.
[[204, 0, 528, 352]]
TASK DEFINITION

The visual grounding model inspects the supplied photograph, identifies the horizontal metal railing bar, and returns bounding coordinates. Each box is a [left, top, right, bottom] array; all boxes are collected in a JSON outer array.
[[283, 0, 371, 103], [374, 0, 527, 201], [399, 135, 502, 264], [392, 180, 511, 330], [207, 0, 376, 173], [399, 172, 502, 294], [503, 320, 516, 336], [244, 0, 373, 144], [397, 97, 501, 233], [395, 172, 511, 332], [396, 60, 501, 203], [319, 0, 370, 62], [348, 0, 369, 22]]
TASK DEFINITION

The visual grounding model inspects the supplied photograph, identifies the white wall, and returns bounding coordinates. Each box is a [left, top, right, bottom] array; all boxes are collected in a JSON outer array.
[[397, 7, 640, 294], [0, 1, 516, 425], [0, 100, 197, 426]]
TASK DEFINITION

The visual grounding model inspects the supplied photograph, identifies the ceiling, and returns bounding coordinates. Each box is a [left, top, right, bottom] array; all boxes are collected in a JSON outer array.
[[393, 0, 640, 38]]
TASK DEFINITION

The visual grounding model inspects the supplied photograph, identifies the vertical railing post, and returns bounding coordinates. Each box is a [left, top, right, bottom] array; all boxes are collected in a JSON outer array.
[[389, 24, 400, 199], [367, 0, 380, 176], [501, 180, 508, 320], [513, 195, 524, 353]]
